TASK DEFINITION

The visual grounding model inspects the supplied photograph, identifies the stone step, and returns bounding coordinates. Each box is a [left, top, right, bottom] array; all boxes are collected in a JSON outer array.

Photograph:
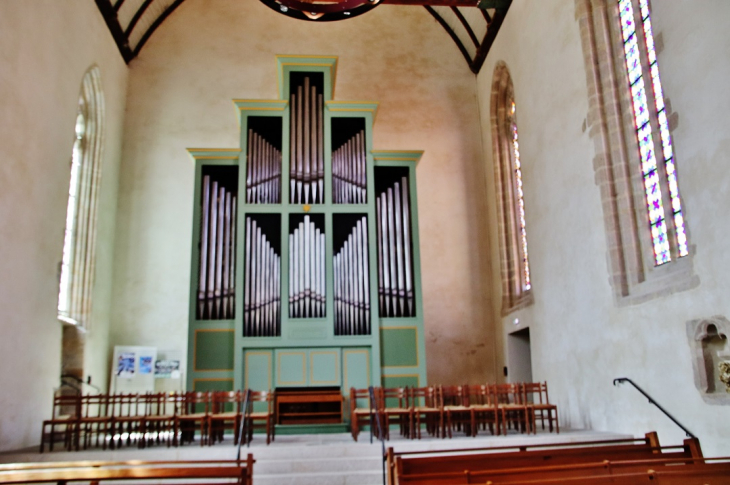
[[253, 469, 383, 485], [254, 455, 382, 474]]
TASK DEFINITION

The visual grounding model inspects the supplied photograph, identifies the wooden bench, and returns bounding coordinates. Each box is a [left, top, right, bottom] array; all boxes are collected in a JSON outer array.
[[478, 458, 730, 484], [0, 456, 255, 485], [387, 433, 704, 485]]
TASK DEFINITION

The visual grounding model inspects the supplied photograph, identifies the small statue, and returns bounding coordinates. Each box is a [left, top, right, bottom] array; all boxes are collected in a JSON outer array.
[[719, 361, 730, 393]]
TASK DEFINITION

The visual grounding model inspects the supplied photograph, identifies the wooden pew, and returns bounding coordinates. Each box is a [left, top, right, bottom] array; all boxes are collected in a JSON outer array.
[[0, 456, 255, 485], [479, 458, 730, 484], [387, 433, 704, 485]]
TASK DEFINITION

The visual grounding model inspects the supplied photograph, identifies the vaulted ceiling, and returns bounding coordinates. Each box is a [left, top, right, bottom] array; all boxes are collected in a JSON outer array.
[[94, 0, 511, 73]]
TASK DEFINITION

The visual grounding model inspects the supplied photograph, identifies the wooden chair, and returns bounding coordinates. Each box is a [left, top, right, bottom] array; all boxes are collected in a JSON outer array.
[[468, 384, 499, 436], [493, 383, 532, 435], [175, 391, 211, 446], [39, 393, 81, 452], [208, 390, 243, 445], [78, 394, 111, 450], [350, 387, 376, 441], [107, 393, 144, 448], [245, 390, 274, 445], [140, 392, 175, 448], [379, 387, 412, 439], [523, 381, 559, 433], [441, 385, 473, 438], [409, 387, 443, 439]]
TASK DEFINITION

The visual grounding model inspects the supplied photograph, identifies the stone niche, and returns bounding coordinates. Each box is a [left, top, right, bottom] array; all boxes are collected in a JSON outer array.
[[687, 316, 730, 404]]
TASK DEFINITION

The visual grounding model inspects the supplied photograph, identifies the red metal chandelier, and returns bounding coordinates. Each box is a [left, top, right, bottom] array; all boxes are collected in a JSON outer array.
[[258, 0, 382, 21]]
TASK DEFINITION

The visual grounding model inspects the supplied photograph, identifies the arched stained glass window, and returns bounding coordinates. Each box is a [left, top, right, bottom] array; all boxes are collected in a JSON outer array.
[[618, 0, 687, 265], [58, 66, 104, 329], [491, 62, 532, 315]]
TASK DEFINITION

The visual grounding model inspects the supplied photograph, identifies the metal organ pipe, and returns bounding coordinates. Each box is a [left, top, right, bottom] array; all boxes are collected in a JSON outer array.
[[243, 216, 281, 337], [246, 130, 281, 204], [289, 215, 325, 318], [334, 216, 370, 335], [376, 177, 415, 318], [290, 77, 324, 204], [333, 130, 367, 204], [197, 174, 237, 320]]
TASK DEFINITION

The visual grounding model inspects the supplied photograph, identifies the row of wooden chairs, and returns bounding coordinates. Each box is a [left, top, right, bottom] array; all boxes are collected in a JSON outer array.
[[350, 382, 558, 441], [40, 390, 275, 452], [386, 432, 730, 485]]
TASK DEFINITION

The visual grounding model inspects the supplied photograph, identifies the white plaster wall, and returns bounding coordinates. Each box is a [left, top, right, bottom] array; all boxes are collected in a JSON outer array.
[[0, 1, 127, 451], [477, 0, 730, 455], [112, 0, 498, 386]]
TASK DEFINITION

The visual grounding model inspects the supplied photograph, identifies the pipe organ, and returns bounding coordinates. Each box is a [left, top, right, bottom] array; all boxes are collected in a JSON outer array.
[[289, 74, 324, 205], [288, 214, 326, 319], [246, 130, 281, 204], [189, 57, 426, 401], [375, 168, 415, 318], [332, 127, 367, 204], [333, 215, 370, 336], [196, 167, 238, 320], [244, 215, 281, 337]]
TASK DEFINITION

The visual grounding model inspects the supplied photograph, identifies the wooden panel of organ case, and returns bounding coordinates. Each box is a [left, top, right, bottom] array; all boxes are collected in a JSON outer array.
[[187, 57, 426, 420]]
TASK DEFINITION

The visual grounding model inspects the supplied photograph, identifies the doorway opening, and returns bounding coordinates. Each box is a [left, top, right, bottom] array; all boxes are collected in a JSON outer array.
[[507, 327, 532, 383]]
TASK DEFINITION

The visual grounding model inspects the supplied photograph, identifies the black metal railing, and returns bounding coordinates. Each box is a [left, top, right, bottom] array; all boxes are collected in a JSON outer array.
[[613, 377, 695, 438], [368, 386, 387, 485], [236, 389, 251, 461], [61, 374, 102, 393]]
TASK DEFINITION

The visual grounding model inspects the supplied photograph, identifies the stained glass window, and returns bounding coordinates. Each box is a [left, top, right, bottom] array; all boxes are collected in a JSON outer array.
[[618, 0, 687, 265], [510, 100, 531, 291]]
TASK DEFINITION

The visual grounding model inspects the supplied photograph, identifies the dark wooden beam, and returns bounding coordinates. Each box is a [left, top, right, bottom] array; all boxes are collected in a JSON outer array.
[[471, 5, 509, 74], [125, 0, 155, 36], [451, 6, 479, 47], [132, 0, 186, 59], [424, 5, 475, 73], [94, 0, 134, 63]]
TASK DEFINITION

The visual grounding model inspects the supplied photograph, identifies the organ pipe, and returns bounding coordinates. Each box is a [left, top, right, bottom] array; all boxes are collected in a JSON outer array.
[[197, 174, 237, 320], [376, 177, 415, 318], [290, 77, 324, 204], [334, 216, 370, 335], [333, 130, 367, 204], [244, 216, 281, 337], [246, 130, 281, 204], [289, 215, 325, 318]]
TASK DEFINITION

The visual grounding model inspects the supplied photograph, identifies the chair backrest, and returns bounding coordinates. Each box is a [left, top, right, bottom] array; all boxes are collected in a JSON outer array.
[[523, 381, 549, 405], [247, 390, 273, 414], [440, 385, 469, 406], [211, 390, 241, 414], [350, 387, 372, 412], [53, 393, 82, 419], [380, 387, 409, 409], [108, 393, 143, 418], [467, 384, 494, 406], [493, 383, 525, 405], [181, 391, 210, 415], [81, 394, 109, 419], [409, 386, 439, 408]]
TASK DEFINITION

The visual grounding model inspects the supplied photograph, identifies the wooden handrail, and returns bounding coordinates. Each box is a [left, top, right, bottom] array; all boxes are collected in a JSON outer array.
[[390, 434, 658, 457], [0, 457, 255, 485]]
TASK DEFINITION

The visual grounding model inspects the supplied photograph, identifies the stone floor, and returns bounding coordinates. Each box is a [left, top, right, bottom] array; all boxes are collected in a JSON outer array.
[[0, 428, 634, 485]]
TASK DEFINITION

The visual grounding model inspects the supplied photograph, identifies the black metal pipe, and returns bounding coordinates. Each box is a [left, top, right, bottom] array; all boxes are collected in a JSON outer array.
[[613, 377, 695, 438]]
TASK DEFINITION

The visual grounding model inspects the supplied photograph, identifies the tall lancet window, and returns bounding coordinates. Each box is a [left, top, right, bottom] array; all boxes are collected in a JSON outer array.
[[618, 0, 688, 265], [490, 62, 533, 315], [58, 67, 104, 329]]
